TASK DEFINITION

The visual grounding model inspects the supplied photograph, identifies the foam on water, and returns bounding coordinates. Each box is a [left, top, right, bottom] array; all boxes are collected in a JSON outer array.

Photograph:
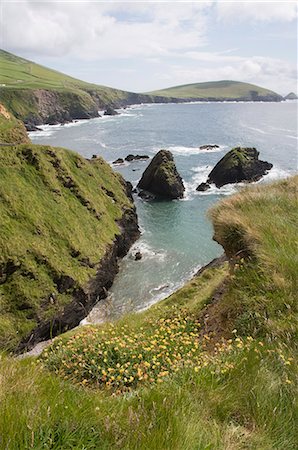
[[129, 241, 167, 262]]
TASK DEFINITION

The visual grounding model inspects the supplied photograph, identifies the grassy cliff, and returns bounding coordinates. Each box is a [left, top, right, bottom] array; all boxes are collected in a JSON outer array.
[[148, 80, 283, 101], [0, 103, 30, 144], [1, 176, 296, 449], [0, 49, 152, 124], [0, 111, 139, 351]]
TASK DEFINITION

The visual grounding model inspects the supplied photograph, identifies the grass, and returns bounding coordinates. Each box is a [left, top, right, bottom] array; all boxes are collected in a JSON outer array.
[[0, 49, 137, 122], [0, 103, 29, 144], [148, 80, 281, 100], [0, 176, 297, 449], [0, 143, 134, 350]]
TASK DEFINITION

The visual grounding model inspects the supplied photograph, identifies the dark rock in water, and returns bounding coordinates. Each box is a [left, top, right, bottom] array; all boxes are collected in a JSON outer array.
[[134, 154, 149, 160], [125, 154, 135, 162], [134, 251, 142, 261], [91, 154, 98, 159], [284, 92, 298, 100], [207, 147, 273, 188], [137, 149, 185, 199], [199, 144, 219, 151], [112, 158, 124, 164], [196, 182, 211, 192], [125, 154, 149, 162], [104, 106, 119, 116], [25, 123, 42, 132], [138, 190, 156, 201]]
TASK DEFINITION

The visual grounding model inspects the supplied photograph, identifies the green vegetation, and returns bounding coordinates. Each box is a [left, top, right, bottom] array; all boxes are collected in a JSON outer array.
[[148, 80, 282, 100], [0, 50, 282, 124], [0, 144, 134, 350], [1, 176, 297, 449], [0, 103, 29, 144], [0, 49, 138, 122]]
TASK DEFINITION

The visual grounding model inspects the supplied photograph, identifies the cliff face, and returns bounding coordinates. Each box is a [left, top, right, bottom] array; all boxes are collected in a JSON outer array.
[[0, 144, 140, 352]]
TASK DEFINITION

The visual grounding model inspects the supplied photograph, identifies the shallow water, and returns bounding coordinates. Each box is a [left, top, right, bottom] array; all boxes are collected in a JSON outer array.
[[30, 101, 298, 322]]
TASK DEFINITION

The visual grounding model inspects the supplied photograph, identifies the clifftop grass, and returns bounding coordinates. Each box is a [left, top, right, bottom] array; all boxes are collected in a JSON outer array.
[[1, 177, 297, 449], [0, 144, 134, 350], [0, 103, 29, 144]]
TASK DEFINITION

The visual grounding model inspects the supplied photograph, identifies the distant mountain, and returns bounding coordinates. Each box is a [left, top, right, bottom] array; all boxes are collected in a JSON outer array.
[[0, 50, 283, 125], [148, 80, 283, 102], [284, 92, 298, 100]]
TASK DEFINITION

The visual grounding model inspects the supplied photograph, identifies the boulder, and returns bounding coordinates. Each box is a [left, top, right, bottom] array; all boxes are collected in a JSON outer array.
[[104, 106, 119, 116], [125, 154, 149, 162], [134, 251, 142, 261], [199, 144, 219, 151], [137, 190, 156, 201], [207, 147, 273, 188], [137, 150, 184, 199], [112, 158, 124, 164], [125, 154, 135, 162], [196, 182, 211, 192], [25, 123, 42, 132]]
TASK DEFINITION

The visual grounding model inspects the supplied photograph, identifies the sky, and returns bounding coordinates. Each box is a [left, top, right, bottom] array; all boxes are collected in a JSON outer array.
[[1, 0, 297, 95]]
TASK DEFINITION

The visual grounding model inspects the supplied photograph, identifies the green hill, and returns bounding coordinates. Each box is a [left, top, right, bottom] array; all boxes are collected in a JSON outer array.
[[0, 50, 283, 125], [0, 49, 154, 124], [1, 175, 297, 449], [148, 80, 282, 101]]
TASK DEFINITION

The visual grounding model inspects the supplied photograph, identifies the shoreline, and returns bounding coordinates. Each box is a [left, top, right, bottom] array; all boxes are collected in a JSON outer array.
[[17, 254, 227, 359]]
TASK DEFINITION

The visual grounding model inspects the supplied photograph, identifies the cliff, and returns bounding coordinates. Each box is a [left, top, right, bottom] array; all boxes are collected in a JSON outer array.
[[0, 117, 140, 351]]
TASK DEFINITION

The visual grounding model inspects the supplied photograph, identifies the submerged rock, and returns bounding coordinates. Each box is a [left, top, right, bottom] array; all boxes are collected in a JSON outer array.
[[134, 251, 142, 261], [205, 147, 273, 188], [199, 144, 219, 151], [137, 150, 185, 199], [125, 154, 149, 162], [196, 182, 211, 192], [104, 106, 119, 116], [112, 158, 124, 165]]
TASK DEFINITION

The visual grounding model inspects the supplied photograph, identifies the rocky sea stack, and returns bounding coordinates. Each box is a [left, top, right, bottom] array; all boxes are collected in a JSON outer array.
[[197, 147, 273, 190], [137, 150, 185, 199]]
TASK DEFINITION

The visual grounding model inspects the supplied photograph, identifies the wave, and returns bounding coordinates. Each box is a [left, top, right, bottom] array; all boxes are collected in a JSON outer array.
[[129, 241, 167, 262], [183, 163, 293, 201]]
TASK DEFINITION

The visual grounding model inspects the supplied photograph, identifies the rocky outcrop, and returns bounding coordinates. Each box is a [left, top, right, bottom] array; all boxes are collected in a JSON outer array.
[[137, 150, 184, 199], [125, 154, 149, 162], [197, 147, 273, 189], [199, 144, 219, 151], [112, 158, 125, 165], [104, 106, 119, 116], [196, 182, 211, 192]]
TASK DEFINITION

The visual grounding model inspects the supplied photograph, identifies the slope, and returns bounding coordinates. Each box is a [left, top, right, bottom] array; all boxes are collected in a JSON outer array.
[[1, 176, 297, 449], [0, 111, 139, 351]]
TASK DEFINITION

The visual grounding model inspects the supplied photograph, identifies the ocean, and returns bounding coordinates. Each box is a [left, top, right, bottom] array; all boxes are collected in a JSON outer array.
[[29, 101, 298, 323]]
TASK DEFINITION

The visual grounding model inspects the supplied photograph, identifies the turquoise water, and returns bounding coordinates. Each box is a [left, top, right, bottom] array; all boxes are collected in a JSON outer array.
[[30, 101, 298, 321]]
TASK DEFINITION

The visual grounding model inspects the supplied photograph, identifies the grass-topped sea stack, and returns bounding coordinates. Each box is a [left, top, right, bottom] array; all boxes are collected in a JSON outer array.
[[137, 149, 185, 200], [197, 147, 273, 191]]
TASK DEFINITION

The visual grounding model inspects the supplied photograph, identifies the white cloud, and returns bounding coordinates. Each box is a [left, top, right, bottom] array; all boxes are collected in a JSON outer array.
[[217, 0, 298, 23], [1, 1, 208, 59]]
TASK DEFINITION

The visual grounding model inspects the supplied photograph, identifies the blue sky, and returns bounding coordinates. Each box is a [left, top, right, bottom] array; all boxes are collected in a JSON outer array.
[[1, 1, 297, 94]]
